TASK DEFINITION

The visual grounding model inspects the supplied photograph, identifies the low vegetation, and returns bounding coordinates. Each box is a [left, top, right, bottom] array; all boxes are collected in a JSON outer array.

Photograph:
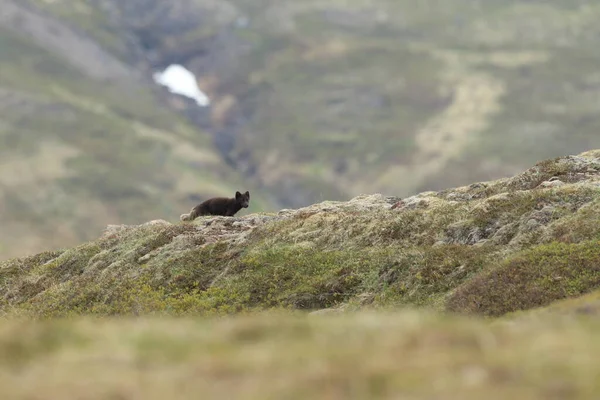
[[1, 311, 600, 399], [1, 150, 600, 398], [448, 240, 600, 316], [2, 150, 600, 319]]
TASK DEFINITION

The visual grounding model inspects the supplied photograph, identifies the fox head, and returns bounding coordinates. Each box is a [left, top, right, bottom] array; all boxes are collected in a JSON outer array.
[[235, 191, 250, 208]]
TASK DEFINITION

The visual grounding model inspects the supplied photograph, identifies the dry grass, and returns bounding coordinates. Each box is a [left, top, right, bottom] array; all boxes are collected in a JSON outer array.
[[0, 311, 600, 399]]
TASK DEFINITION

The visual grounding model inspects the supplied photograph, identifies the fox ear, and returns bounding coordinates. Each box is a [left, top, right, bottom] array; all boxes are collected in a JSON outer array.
[[245, 191, 250, 197], [235, 191, 242, 198]]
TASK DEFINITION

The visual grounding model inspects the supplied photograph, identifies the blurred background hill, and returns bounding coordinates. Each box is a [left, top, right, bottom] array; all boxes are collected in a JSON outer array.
[[1, 0, 600, 260]]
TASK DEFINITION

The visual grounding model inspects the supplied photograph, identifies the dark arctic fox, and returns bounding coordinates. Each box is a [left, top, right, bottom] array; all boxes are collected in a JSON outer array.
[[180, 191, 250, 221]]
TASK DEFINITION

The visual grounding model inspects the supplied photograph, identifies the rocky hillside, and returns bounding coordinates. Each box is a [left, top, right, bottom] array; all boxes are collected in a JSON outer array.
[[2, 149, 600, 318], [2, 0, 600, 261]]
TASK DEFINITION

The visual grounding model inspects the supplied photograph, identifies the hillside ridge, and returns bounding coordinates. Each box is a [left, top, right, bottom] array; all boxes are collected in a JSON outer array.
[[2, 149, 600, 318]]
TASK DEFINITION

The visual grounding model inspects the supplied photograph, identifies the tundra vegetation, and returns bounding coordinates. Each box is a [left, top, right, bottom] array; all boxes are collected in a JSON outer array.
[[2, 150, 600, 398]]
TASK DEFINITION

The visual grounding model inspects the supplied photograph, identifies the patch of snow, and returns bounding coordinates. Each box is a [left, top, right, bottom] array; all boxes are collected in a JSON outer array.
[[153, 64, 210, 107]]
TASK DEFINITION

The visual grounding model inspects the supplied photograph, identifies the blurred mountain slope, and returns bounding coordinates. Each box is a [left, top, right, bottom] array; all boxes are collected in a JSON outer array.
[[2, 0, 600, 258], [222, 0, 600, 202]]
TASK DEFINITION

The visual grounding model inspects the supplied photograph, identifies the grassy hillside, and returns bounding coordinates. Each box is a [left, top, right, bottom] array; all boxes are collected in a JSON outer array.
[[2, 150, 600, 398], [2, 149, 600, 318]]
